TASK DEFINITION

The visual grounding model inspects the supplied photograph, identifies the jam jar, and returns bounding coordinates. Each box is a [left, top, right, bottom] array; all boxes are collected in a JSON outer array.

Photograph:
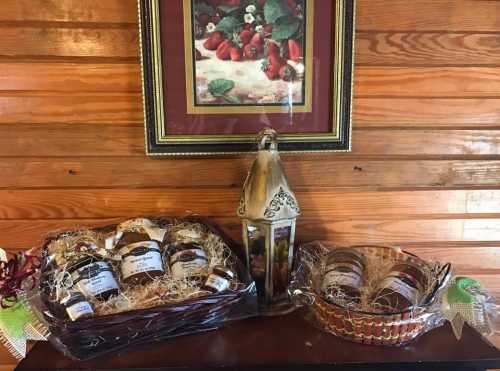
[[68, 257, 120, 301], [202, 266, 234, 293], [117, 231, 164, 284], [167, 242, 208, 280], [321, 248, 366, 304], [60, 291, 94, 321], [371, 260, 429, 312]]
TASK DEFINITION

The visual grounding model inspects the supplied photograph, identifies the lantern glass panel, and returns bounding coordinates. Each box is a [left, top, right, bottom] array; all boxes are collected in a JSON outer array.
[[246, 223, 268, 301], [272, 225, 292, 301]]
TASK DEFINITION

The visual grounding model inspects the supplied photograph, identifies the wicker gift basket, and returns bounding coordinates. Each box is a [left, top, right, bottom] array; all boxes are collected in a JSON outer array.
[[29, 217, 257, 360], [290, 243, 452, 346]]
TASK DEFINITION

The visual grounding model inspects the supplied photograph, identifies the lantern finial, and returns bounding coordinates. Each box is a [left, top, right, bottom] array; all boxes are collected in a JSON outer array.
[[237, 128, 300, 223]]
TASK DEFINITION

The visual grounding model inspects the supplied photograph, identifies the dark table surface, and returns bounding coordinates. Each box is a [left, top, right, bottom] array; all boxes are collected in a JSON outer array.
[[15, 311, 500, 371]]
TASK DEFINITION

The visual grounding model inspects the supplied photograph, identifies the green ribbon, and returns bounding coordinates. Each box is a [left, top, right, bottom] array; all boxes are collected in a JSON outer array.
[[0, 299, 36, 339], [447, 276, 482, 305]]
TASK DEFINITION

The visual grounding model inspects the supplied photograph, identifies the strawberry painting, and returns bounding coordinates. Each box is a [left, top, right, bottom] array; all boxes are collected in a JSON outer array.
[[191, 0, 307, 106]]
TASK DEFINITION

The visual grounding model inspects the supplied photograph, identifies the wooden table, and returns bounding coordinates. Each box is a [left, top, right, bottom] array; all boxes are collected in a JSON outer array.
[[15, 312, 500, 371]]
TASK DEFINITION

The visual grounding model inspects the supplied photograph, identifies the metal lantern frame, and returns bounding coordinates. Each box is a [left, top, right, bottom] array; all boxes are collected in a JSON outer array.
[[238, 129, 301, 315]]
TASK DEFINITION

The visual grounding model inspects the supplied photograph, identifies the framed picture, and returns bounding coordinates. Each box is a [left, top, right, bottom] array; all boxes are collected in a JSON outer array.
[[139, 0, 355, 155]]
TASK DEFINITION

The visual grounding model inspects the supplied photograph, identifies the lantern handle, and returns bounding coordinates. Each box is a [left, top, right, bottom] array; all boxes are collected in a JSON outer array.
[[257, 128, 278, 151]]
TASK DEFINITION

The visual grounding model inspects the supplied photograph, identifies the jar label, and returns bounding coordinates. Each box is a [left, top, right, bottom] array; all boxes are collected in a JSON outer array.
[[379, 277, 420, 304], [322, 271, 363, 291], [121, 241, 164, 280], [73, 261, 119, 298], [66, 301, 93, 321], [171, 258, 207, 279], [205, 274, 230, 292]]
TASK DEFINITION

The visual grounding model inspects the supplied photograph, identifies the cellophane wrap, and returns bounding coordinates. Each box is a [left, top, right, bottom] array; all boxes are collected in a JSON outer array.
[[289, 242, 453, 347], [27, 217, 258, 361]]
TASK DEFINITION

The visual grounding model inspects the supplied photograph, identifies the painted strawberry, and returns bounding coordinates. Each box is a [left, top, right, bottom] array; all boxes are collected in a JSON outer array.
[[250, 33, 264, 53], [230, 47, 243, 61], [269, 53, 284, 68], [216, 40, 233, 60], [262, 53, 285, 80], [266, 40, 280, 57], [243, 44, 259, 60], [239, 29, 255, 45], [203, 31, 224, 50], [279, 64, 296, 81], [258, 0, 266, 5], [263, 24, 273, 37], [262, 60, 281, 80], [197, 13, 211, 28], [288, 39, 302, 62], [195, 48, 203, 61]]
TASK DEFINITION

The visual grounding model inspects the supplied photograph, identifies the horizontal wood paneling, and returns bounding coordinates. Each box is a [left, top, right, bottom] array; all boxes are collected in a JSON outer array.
[[2, 95, 500, 128], [2, 28, 500, 67], [0, 189, 499, 220], [0, 95, 143, 125], [3, 64, 500, 99], [0, 27, 138, 59], [355, 67, 500, 98], [357, 32, 500, 66], [0, 0, 138, 23], [2, 125, 500, 157], [0, 63, 140, 92], [354, 98, 500, 128], [356, 0, 500, 32], [4, 0, 500, 32], [1, 158, 500, 189]]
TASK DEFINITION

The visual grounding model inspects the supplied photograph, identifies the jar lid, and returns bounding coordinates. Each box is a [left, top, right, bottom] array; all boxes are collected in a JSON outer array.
[[119, 240, 161, 256], [327, 248, 366, 268], [67, 256, 103, 273], [60, 291, 87, 306]]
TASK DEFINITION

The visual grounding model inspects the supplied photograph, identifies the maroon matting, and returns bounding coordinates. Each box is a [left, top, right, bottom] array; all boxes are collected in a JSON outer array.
[[159, 0, 336, 136]]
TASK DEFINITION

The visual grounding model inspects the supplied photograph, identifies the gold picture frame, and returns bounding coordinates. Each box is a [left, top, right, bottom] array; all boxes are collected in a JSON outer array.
[[139, 0, 356, 156]]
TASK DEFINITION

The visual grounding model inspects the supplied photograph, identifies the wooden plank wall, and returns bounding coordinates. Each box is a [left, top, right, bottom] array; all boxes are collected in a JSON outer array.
[[1, 0, 500, 369]]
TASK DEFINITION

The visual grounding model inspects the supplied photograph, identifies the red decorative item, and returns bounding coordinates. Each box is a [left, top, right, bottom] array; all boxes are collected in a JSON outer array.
[[0, 250, 40, 308]]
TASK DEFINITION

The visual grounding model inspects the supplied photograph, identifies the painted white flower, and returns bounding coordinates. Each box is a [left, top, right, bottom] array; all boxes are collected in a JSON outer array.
[[255, 25, 264, 33], [246, 5, 257, 13], [206, 22, 216, 33], [244, 13, 255, 24]]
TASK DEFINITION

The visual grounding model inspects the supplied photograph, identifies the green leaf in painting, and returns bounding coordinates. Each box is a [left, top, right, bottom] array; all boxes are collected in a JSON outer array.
[[194, 1, 215, 16], [271, 16, 300, 40], [208, 79, 236, 97], [217, 5, 240, 14], [223, 95, 242, 104], [215, 16, 241, 38], [264, 0, 291, 24]]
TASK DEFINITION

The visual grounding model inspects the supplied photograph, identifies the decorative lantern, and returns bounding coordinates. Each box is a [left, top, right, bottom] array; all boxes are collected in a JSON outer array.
[[237, 128, 300, 315]]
